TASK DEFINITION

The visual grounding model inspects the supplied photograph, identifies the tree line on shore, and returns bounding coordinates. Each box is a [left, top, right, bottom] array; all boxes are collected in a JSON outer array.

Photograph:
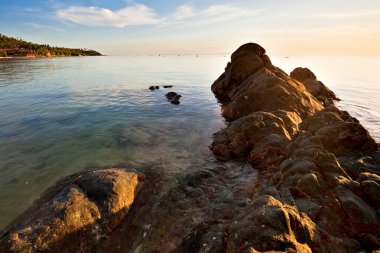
[[0, 34, 102, 57]]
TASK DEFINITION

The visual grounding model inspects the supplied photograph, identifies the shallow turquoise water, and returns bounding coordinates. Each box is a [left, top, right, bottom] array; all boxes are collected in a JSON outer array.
[[0, 55, 379, 230], [0, 55, 227, 229]]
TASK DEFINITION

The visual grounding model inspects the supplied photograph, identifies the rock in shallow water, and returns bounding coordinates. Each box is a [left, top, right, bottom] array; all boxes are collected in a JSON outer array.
[[148, 85, 159, 90], [166, 91, 181, 105], [0, 169, 144, 253]]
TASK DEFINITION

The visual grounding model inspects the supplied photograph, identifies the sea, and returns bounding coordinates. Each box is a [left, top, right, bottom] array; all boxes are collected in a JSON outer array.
[[0, 55, 379, 230]]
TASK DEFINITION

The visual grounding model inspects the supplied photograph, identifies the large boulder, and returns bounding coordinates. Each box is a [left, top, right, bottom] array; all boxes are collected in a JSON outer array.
[[290, 67, 340, 105], [211, 111, 292, 161], [220, 68, 322, 121], [0, 169, 144, 253], [211, 43, 272, 103], [301, 106, 379, 156], [226, 195, 316, 253]]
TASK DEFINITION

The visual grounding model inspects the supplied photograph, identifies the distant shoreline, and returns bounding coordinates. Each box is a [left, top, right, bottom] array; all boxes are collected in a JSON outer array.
[[1, 34, 102, 58], [0, 55, 104, 59]]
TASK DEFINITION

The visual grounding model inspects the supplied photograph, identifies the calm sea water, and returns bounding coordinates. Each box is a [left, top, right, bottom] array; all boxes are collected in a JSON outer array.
[[0, 55, 379, 230]]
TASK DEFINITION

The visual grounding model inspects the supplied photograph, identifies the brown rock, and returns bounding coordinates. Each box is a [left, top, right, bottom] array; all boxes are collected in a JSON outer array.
[[226, 195, 316, 253], [166, 91, 181, 104], [211, 112, 291, 160], [290, 67, 340, 105], [211, 43, 271, 103], [220, 68, 322, 121], [315, 122, 378, 156], [210, 43, 380, 252], [360, 179, 380, 207], [300, 106, 379, 156], [0, 169, 143, 253]]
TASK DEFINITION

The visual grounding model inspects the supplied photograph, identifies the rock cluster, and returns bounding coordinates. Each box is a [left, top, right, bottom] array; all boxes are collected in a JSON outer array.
[[0, 169, 144, 253], [211, 43, 380, 252], [149, 85, 159, 90], [149, 85, 173, 90], [1, 43, 379, 253], [166, 91, 181, 104]]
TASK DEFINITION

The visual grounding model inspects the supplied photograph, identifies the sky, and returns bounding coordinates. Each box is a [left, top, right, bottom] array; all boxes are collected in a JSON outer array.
[[1, 0, 380, 55]]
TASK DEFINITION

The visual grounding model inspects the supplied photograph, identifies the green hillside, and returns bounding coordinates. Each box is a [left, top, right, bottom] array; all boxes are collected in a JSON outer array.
[[0, 34, 102, 57]]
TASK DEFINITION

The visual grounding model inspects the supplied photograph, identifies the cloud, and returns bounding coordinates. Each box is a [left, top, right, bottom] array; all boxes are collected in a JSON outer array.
[[164, 3, 257, 27], [25, 22, 64, 32], [173, 4, 195, 20], [56, 4, 160, 28], [311, 9, 380, 18], [55, 3, 260, 29]]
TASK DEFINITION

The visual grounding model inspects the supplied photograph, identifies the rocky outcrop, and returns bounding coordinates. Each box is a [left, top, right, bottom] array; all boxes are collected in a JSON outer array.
[[0, 169, 144, 253], [210, 43, 380, 252], [212, 46, 322, 122], [290, 67, 340, 106], [1, 43, 379, 253]]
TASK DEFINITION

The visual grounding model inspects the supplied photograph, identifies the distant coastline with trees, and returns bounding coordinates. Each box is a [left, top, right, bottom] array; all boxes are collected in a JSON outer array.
[[0, 34, 102, 58]]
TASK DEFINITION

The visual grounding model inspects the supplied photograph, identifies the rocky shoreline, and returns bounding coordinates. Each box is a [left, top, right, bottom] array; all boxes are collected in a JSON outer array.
[[1, 43, 379, 252]]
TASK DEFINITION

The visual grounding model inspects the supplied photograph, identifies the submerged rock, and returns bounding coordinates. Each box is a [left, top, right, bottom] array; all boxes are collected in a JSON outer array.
[[171, 99, 180, 105], [166, 92, 181, 105], [148, 86, 159, 90], [0, 169, 144, 253]]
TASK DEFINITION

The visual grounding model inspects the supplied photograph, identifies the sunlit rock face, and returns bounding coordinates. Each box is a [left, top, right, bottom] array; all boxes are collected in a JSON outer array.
[[0, 169, 144, 253], [290, 67, 340, 106], [211, 43, 380, 252]]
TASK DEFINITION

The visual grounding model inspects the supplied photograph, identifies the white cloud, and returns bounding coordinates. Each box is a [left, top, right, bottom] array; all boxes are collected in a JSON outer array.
[[173, 4, 195, 20], [56, 4, 160, 28], [25, 22, 64, 32], [56, 3, 261, 29], [164, 3, 257, 27], [312, 9, 380, 18]]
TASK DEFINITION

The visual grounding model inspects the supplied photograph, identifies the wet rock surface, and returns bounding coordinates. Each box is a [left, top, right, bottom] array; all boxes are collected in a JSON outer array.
[[166, 91, 182, 104], [98, 163, 258, 253], [0, 169, 144, 253], [149, 85, 160, 90], [1, 42, 379, 253]]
